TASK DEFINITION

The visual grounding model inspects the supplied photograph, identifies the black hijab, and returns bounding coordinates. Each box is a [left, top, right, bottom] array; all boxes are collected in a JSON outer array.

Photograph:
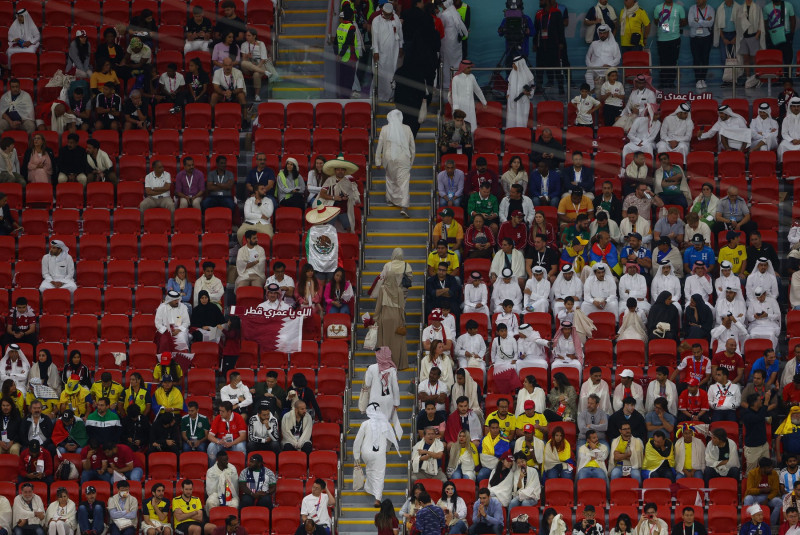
[[191, 290, 226, 328], [37, 349, 53, 385], [685, 293, 714, 336], [647, 291, 680, 338]]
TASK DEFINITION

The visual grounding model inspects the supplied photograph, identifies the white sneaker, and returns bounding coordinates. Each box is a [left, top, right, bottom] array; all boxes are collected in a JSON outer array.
[[696, 80, 703, 90], [254, 95, 261, 102], [701, 80, 707, 89], [745, 75, 761, 88]]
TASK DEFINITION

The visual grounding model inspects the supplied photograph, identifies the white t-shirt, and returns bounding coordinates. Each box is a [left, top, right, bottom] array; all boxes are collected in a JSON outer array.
[[301, 493, 331, 527], [600, 81, 625, 108], [266, 274, 295, 289], [212, 68, 245, 90], [159, 72, 186, 93], [144, 171, 171, 198], [571, 94, 600, 125], [241, 41, 267, 62]]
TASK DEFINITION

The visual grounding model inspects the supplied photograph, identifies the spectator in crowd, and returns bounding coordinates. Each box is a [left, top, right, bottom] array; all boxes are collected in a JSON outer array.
[[85, 398, 121, 446], [704, 427, 740, 483], [154, 292, 190, 352], [77, 485, 105, 535], [239, 453, 276, 508], [0, 138, 23, 185], [207, 401, 247, 460], [107, 481, 138, 535], [181, 401, 209, 453], [21, 398, 54, 454], [532, 128, 564, 170], [140, 161, 175, 213], [646, 366, 678, 415], [576, 430, 609, 482], [645, 397, 676, 439], [542, 426, 573, 480], [89, 62, 120, 96], [300, 480, 334, 534], [203, 155, 236, 213], [141, 484, 171, 535], [0, 79, 35, 135], [608, 421, 644, 483], [219, 372, 252, 414], [58, 373, 91, 419], [172, 480, 215, 535], [614, 369, 644, 414], [210, 57, 247, 115], [214, 32, 242, 71], [84, 139, 116, 184], [39, 240, 77, 295], [184, 6, 212, 52], [468, 488, 503, 535], [205, 451, 239, 512], [608, 397, 648, 443], [150, 411, 181, 454], [234, 231, 267, 289], [281, 400, 313, 454], [120, 404, 149, 452], [12, 483, 45, 535], [741, 392, 772, 473], [622, 106, 661, 162], [173, 157, 205, 210], [194, 262, 225, 308], [744, 457, 783, 525], [2, 297, 36, 348], [18, 439, 53, 484]]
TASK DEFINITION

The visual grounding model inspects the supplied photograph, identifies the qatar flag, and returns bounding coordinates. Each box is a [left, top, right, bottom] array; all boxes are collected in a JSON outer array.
[[231, 306, 305, 353]]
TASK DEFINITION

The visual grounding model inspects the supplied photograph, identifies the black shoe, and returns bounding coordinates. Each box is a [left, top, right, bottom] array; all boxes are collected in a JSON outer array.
[[721, 81, 732, 88]]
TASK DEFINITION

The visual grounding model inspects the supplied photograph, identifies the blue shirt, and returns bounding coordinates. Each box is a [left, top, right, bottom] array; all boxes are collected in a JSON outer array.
[[472, 497, 504, 527], [749, 357, 780, 381], [246, 166, 276, 190], [645, 410, 676, 438], [621, 245, 652, 274], [739, 521, 770, 535], [683, 246, 716, 268], [719, 2, 736, 32], [416, 504, 446, 535]]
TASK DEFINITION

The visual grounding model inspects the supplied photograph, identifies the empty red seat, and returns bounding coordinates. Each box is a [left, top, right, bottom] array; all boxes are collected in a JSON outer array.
[[314, 102, 342, 129], [121, 130, 150, 156], [214, 103, 242, 129], [286, 102, 314, 129]]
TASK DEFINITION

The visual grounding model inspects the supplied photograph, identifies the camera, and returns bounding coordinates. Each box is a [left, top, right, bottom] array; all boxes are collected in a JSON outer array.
[[514, 84, 533, 101], [505, 0, 523, 8]]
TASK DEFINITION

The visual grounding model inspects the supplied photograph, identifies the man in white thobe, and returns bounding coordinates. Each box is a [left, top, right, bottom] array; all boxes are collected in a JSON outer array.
[[715, 286, 746, 325], [618, 262, 651, 318], [353, 403, 401, 506], [714, 261, 741, 297], [195, 261, 225, 307], [439, 0, 468, 91], [684, 262, 713, 312], [746, 288, 781, 348], [523, 266, 550, 313], [651, 260, 683, 316], [257, 283, 291, 312], [750, 102, 779, 152], [582, 263, 619, 320], [584, 25, 620, 89], [155, 290, 190, 351], [622, 106, 661, 161], [371, 3, 403, 102], [710, 313, 748, 354], [492, 268, 524, 313], [40, 239, 77, 294], [462, 273, 490, 321], [516, 323, 550, 372], [449, 60, 486, 131], [780, 98, 800, 162], [550, 264, 583, 316], [234, 230, 267, 288], [6, 9, 39, 66], [506, 56, 534, 128], [656, 102, 694, 159], [745, 258, 779, 302], [360, 347, 403, 441], [375, 109, 415, 217], [615, 74, 656, 132], [698, 105, 750, 151]]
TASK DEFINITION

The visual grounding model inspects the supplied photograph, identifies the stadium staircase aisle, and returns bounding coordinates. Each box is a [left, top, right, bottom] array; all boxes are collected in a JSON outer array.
[[337, 103, 438, 533], [273, 0, 327, 99]]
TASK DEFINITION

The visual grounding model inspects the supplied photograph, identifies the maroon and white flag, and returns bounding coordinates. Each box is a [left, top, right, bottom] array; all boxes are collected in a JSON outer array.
[[231, 306, 306, 353]]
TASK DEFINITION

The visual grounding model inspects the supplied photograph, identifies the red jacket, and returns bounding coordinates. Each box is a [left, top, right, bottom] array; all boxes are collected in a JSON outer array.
[[497, 221, 527, 250], [19, 448, 53, 478]]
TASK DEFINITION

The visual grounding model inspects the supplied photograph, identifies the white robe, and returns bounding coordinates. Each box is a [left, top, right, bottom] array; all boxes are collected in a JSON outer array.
[[699, 113, 750, 151], [492, 280, 523, 314], [782, 358, 800, 388], [552, 335, 583, 371], [154, 301, 190, 351], [463, 283, 490, 320], [746, 263, 779, 301], [354, 406, 400, 501], [361, 364, 403, 441], [488, 465, 541, 508], [550, 273, 583, 316], [506, 58, 534, 128], [710, 321, 748, 354], [612, 382, 644, 414], [375, 111, 415, 209], [750, 114, 779, 151], [645, 379, 678, 415], [746, 297, 781, 348], [419, 353, 455, 388], [578, 379, 612, 415], [490, 249, 526, 281], [651, 272, 683, 316], [780, 110, 800, 161], [715, 296, 747, 325], [448, 72, 485, 130], [371, 14, 403, 102], [454, 332, 487, 371], [516, 331, 550, 372], [582, 275, 619, 319], [494, 311, 520, 337], [584, 37, 621, 88], [491, 335, 518, 374], [524, 277, 551, 313], [622, 116, 660, 161], [7, 11, 39, 63], [684, 275, 713, 306], [0, 348, 30, 392], [618, 273, 651, 316], [40, 250, 77, 294], [515, 387, 547, 416], [194, 275, 225, 306], [714, 273, 742, 297], [616, 87, 656, 132], [439, 3, 468, 91], [656, 113, 694, 158]]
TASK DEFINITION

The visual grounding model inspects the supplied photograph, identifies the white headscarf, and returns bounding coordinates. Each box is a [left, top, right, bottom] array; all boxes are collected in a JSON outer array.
[[507, 57, 534, 101], [49, 239, 70, 261], [366, 403, 401, 453], [9, 10, 39, 44], [385, 109, 410, 161]]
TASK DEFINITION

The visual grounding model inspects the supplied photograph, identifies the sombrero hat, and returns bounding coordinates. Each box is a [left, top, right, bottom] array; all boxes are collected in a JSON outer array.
[[321, 153, 359, 176], [306, 200, 341, 225]]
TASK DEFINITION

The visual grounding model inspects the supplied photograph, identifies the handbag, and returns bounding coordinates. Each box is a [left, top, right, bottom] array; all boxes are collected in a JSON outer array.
[[395, 325, 407, 336], [326, 323, 349, 339], [352, 464, 365, 491], [402, 264, 413, 289], [363, 325, 378, 350], [722, 49, 740, 83]]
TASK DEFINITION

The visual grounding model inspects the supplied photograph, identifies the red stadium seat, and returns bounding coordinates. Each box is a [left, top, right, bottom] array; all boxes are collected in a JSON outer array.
[[286, 102, 314, 129], [544, 479, 573, 506], [25, 183, 54, 209], [314, 102, 342, 129], [277, 450, 307, 478], [708, 505, 738, 533], [14, 260, 43, 288], [52, 209, 80, 235], [131, 314, 157, 341], [116, 182, 144, 209], [152, 130, 180, 156], [179, 452, 209, 479], [10, 53, 37, 78], [214, 103, 243, 129], [583, 339, 612, 367], [718, 151, 745, 179], [39, 316, 68, 343], [56, 183, 85, 210], [505, 127, 532, 155], [240, 507, 270, 535], [182, 128, 210, 155], [536, 101, 565, 129], [107, 260, 136, 288], [85, 182, 115, 209], [343, 101, 370, 129], [686, 151, 715, 181], [577, 478, 607, 508], [188, 369, 216, 393], [755, 49, 783, 83], [313, 128, 340, 155], [749, 151, 777, 179], [73, 288, 102, 315], [596, 126, 624, 152], [621, 50, 650, 80], [257, 103, 285, 130], [213, 128, 240, 155], [474, 128, 502, 154], [274, 479, 304, 507], [75, 261, 104, 288], [43, 289, 71, 316], [109, 234, 139, 261], [617, 339, 646, 366], [588, 312, 616, 339], [311, 423, 340, 452], [139, 234, 168, 261], [121, 130, 150, 156], [254, 128, 282, 154], [143, 208, 172, 235]]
